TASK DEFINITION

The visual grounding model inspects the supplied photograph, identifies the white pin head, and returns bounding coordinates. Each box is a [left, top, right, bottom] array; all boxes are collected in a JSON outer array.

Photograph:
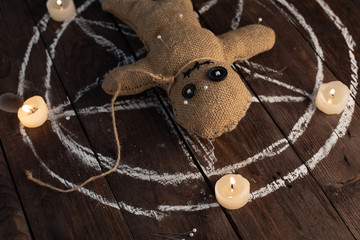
[[258, 17, 263, 23], [156, 34, 171, 50], [179, 13, 183, 19], [184, 100, 188, 105], [204, 85, 208, 90]]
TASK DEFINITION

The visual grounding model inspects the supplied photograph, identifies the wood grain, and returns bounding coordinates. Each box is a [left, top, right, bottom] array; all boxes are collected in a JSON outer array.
[[192, 0, 360, 238], [266, 0, 360, 237], [0, 0, 134, 239], [1, 0, 360, 239], [275, 0, 360, 103], [24, 0, 240, 239], [0, 141, 32, 240], [109, 0, 358, 238], [188, 0, 356, 239]]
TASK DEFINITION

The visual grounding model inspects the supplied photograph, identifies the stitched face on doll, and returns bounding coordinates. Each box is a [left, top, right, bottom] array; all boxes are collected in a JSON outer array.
[[169, 60, 251, 138]]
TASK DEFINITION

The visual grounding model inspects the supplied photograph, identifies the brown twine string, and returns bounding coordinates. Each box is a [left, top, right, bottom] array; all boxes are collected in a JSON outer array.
[[134, 69, 172, 83], [25, 86, 122, 193]]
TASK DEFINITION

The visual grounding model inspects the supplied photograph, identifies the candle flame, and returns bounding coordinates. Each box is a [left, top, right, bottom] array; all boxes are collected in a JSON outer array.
[[330, 88, 335, 96], [327, 88, 336, 104], [230, 177, 235, 192], [57, 0, 64, 10], [22, 105, 38, 114]]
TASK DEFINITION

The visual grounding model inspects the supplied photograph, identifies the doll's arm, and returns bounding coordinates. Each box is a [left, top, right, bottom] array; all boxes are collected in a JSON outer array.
[[103, 58, 171, 96], [218, 24, 275, 62]]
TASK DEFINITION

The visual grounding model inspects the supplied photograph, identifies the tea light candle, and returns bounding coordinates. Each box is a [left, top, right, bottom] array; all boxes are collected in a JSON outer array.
[[215, 174, 250, 210], [46, 0, 76, 22], [17, 96, 48, 128], [315, 81, 350, 114]]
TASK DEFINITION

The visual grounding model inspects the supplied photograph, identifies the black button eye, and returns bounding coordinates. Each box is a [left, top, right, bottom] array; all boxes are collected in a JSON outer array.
[[207, 66, 227, 82], [182, 84, 196, 99]]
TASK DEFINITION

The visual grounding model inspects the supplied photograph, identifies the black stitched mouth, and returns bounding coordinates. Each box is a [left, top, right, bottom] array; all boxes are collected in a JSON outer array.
[[182, 60, 214, 79]]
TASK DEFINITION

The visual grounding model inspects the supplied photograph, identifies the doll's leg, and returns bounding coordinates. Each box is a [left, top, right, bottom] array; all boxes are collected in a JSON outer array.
[[102, 57, 171, 96], [218, 24, 275, 62]]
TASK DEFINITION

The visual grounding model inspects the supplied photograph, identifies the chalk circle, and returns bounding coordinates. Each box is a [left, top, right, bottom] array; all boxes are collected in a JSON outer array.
[[18, 0, 358, 218]]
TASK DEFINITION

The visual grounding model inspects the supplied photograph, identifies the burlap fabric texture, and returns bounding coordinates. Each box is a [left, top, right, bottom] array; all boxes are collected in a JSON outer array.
[[102, 0, 275, 138]]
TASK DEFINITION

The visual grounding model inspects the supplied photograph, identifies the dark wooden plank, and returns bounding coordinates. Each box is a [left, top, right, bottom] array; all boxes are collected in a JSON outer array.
[[0, 141, 32, 240], [164, 97, 355, 240], [2, 0, 359, 239], [25, 0, 240, 239], [251, 0, 360, 236], [271, 0, 360, 103], [186, 0, 355, 239], [193, 0, 360, 238], [0, 0, 134, 239], [105, 0, 357, 238], [325, 106, 360, 238], [108, 0, 356, 239]]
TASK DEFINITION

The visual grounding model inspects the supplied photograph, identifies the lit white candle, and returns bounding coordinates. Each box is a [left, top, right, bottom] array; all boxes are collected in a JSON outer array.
[[46, 0, 76, 22], [215, 174, 250, 210], [17, 96, 48, 128], [315, 81, 350, 114]]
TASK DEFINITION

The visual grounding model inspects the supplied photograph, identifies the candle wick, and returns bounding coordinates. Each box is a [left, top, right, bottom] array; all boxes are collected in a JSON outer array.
[[27, 106, 38, 114], [31, 106, 38, 113], [330, 89, 335, 98], [231, 184, 234, 192], [327, 89, 336, 104], [57, 0, 64, 10], [22, 105, 38, 114]]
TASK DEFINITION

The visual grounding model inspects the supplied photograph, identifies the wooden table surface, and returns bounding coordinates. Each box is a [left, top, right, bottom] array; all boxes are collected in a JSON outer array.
[[1, 0, 360, 239]]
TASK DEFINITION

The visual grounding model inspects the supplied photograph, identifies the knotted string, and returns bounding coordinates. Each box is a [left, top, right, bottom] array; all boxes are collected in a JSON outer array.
[[26, 87, 122, 193]]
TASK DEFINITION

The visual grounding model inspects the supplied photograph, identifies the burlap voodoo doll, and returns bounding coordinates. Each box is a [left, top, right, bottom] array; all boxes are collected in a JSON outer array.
[[25, 0, 276, 193], [102, 0, 275, 138]]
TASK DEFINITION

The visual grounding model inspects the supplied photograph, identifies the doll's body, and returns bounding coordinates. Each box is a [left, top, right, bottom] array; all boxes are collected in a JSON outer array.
[[102, 0, 275, 138]]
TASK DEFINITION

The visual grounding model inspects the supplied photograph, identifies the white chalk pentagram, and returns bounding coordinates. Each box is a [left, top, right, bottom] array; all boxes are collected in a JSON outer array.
[[18, 0, 358, 219]]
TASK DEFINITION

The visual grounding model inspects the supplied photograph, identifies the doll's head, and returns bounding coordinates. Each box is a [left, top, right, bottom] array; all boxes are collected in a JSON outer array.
[[169, 59, 251, 138]]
